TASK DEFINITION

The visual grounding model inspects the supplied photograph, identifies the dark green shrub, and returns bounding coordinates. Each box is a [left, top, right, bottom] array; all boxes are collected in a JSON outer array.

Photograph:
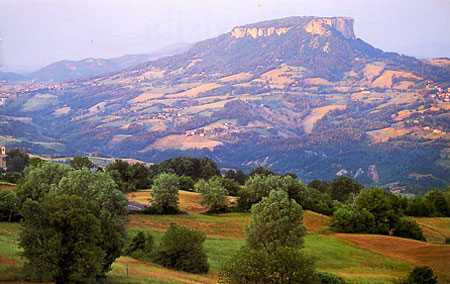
[[219, 246, 317, 284], [393, 266, 438, 284], [153, 223, 209, 274], [330, 207, 376, 233], [0, 189, 20, 221], [178, 175, 195, 191], [393, 217, 425, 241], [317, 271, 348, 284], [123, 231, 153, 258]]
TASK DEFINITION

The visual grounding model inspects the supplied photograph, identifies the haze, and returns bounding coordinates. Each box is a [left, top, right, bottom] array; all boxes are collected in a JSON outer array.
[[1, 0, 449, 73]]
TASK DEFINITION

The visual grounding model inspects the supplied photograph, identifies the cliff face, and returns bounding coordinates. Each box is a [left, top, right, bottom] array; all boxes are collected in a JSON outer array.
[[231, 27, 291, 39], [304, 17, 355, 39], [231, 16, 356, 40]]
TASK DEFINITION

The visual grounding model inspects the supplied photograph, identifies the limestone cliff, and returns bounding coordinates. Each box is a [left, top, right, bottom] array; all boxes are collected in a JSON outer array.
[[304, 17, 355, 39], [231, 16, 356, 40]]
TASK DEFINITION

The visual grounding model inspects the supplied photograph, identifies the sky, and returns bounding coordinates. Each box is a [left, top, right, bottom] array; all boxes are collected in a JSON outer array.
[[0, 0, 449, 73]]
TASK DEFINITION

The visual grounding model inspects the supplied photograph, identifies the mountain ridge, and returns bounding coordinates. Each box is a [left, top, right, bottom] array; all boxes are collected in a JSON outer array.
[[0, 16, 449, 191]]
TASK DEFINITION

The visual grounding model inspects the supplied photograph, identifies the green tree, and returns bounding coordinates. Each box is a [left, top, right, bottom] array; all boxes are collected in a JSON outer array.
[[209, 175, 241, 196], [393, 266, 438, 284], [308, 179, 330, 193], [198, 178, 228, 212], [245, 190, 306, 252], [69, 156, 94, 170], [219, 246, 317, 284], [150, 173, 180, 214], [153, 222, 209, 273], [238, 174, 304, 211], [178, 175, 195, 191], [16, 162, 69, 202], [50, 169, 129, 274], [224, 169, 247, 185], [249, 166, 277, 177], [27, 157, 46, 167], [330, 176, 363, 202], [123, 231, 153, 258], [393, 217, 425, 241], [20, 194, 104, 284], [356, 188, 397, 234], [405, 196, 435, 217], [6, 148, 29, 173], [425, 189, 448, 217], [0, 189, 20, 221], [330, 207, 376, 234]]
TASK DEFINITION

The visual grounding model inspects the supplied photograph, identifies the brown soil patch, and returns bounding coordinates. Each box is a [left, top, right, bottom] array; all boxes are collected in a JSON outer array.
[[332, 233, 450, 281]]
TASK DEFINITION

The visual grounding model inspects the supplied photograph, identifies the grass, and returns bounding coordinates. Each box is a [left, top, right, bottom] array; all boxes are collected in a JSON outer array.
[[414, 217, 450, 244], [1, 189, 449, 283]]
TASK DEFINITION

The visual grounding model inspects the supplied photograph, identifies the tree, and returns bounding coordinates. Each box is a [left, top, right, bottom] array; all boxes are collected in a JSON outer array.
[[6, 148, 29, 173], [220, 190, 316, 284], [392, 217, 425, 241], [219, 246, 317, 284], [69, 156, 94, 170], [245, 190, 306, 252], [198, 178, 228, 212], [330, 207, 376, 234], [20, 194, 104, 284], [0, 189, 20, 221], [425, 189, 448, 217], [225, 169, 247, 185], [308, 179, 330, 193], [105, 159, 146, 193], [153, 222, 209, 273], [393, 266, 438, 284], [150, 173, 180, 214], [238, 174, 304, 211], [330, 176, 363, 202], [356, 188, 397, 234], [405, 196, 435, 217], [123, 231, 153, 258], [209, 175, 241, 196], [178, 175, 195, 191], [49, 169, 129, 274], [16, 162, 69, 202], [249, 166, 277, 177]]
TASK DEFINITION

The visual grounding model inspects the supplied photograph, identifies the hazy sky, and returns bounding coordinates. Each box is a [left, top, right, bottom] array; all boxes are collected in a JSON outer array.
[[1, 0, 449, 73]]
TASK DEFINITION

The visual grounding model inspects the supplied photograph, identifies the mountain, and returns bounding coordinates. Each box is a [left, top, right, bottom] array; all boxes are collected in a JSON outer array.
[[0, 71, 25, 82], [1, 16, 449, 191], [6, 42, 193, 83]]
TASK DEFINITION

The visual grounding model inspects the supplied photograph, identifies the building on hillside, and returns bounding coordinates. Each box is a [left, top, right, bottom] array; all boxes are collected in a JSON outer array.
[[0, 146, 7, 170]]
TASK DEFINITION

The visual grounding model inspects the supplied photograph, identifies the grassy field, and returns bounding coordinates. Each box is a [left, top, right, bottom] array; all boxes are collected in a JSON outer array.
[[1, 190, 449, 283]]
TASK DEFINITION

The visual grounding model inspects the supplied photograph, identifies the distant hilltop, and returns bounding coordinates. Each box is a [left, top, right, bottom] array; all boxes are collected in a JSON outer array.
[[231, 16, 355, 40]]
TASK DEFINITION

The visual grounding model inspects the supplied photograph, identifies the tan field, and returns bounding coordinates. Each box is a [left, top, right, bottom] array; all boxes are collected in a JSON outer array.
[[302, 105, 346, 134], [166, 83, 221, 99], [142, 134, 222, 151]]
